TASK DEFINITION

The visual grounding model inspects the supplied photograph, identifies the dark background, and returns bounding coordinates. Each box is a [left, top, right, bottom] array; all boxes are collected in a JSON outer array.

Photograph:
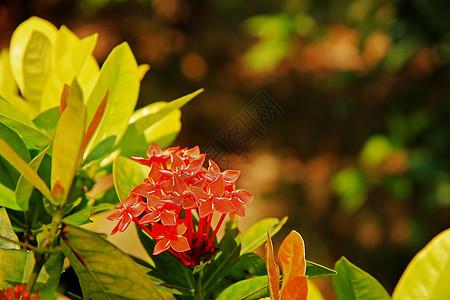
[[1, 0, 449, 296]]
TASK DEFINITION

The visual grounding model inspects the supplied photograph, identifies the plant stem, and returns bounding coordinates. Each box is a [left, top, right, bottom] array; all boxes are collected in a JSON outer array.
[[25, 208, 63, 293], [25, 253, 47, 292]]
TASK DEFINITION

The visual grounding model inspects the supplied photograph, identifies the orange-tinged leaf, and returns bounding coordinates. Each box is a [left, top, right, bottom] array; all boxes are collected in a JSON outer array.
[[278, 230, 306, 293], [80, 89, 109, 155], [280, 275, 308, 300], [51, 179, 65, 200], [59, 84, 70, 114], [265, 232, 280, 300]]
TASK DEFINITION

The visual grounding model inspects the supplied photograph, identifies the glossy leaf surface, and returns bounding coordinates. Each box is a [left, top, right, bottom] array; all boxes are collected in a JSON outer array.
[[41, 29, 97, 111], [137, 229, 195, 295], [113, 155, 150, 201], [15, 147, 48, 211], [333, 257, 390, 300], [0, 137, 54, 204], [278, 230, 306, 293], [9, 17, 57, 96], [51, 81, 85, 204], [0, 207, 20, 250], [118, 89, 202, 157], [61, 224, 167, 300], [305, 261, 337, 279], [0, 96, 52, 148], [392, 228, 450, 300], [241, 216, 287, 254], [216, 275, 270, 300], [0, 250, 63, 299], [84, 42, 139, 160], [22, 31, 52, 106]]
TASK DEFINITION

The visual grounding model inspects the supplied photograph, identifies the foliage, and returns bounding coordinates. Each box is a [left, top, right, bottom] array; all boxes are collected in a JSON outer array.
[[0, 15, 448, 300]]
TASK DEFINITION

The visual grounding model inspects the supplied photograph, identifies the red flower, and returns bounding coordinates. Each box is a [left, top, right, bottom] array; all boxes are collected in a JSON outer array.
[[0, 284, 41, 300], [131, 143, 178, 166], [108, 143, 254, 266], [152, 220, 190, 255], [229, 189, 254, 217], [107, 194, 146, 234], [139, 195, 181, 226]]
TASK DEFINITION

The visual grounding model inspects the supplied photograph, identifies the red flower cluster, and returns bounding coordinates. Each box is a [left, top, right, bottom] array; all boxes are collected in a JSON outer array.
[[107, 143, 253, 266], [0, 285, 41, 300]]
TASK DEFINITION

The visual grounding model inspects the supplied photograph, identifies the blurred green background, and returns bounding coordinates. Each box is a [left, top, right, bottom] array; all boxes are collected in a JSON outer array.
[[1, 0, 449, 296]]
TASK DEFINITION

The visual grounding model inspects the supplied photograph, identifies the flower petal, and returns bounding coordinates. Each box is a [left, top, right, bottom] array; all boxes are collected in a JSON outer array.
[[208, 175, 224, 197], [153, 238, 171, 255], [214, 197, 236, 214], [140, 212, 161, 224], [170, 236, 190, 253]]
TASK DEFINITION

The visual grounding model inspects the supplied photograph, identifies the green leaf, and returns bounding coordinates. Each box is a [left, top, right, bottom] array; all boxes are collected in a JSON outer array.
[[22, 30, 53, 107], [0, 50, 34, 119], [203, 220, 241, 295], [0, 207, 20, 250], [227, 252, 267, 281], [137, 228, 195, 294], [306, 261, 337, 279], [0, 249, 63, 299], [392, 228, 450, 300], [217, 276, 270, 300], [9, 17, 57, 98], [15, 147, 48, 211], [62, 203, 114, 225], [113, 155, 150, 202], [333, 257, 390, 300], [0, 96, 52, 148], [32, 107, 60, 138], [0, 183, 20, 211], [0, 137, 55, 205], [0, 122, 30, 190], [41, 27, 98, 111], [117, 89, 203, 157], [84, 42, 139, 160], [117, 102, 181, 158], [240, 216, 287, 254], [51, 81, 85, 204], [61, 224, 167, 299]]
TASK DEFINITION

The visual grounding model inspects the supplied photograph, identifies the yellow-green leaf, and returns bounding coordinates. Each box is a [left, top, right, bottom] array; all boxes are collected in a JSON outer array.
[[51, 81, 85, 204], [113, 155, 150, 201], [118, 101, 181, 158], [15, 147, 48, 211], [307, 280, 324, 300], [22, 31, 53, 108], [84, 42, 139, 160], [9, 17, 57, 96], [0, 250, 63, 298], [392, 228, 450, 300], [0, 137, 55, 204], [61, 224, 167, 299], [41, 27, 98, 111], [0, 207, 20, 250], [138, 64, 150, 81], [0, 96, 52, 148], [0, 183, 19, 211], [241, 216, 288, 254], [0, 50, 33, 118]]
